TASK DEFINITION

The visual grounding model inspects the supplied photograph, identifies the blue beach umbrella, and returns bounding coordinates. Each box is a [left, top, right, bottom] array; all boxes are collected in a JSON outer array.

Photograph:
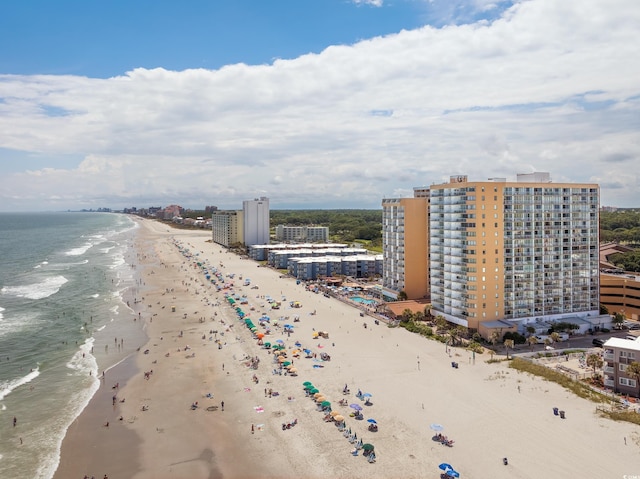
[[367, 418, 377, 424], [430, 423, 444, 432], [439, 463, 459, 478]]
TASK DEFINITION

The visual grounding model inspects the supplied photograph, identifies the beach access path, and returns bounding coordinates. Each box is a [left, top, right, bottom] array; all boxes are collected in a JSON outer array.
[[54, 218, 640, 479]]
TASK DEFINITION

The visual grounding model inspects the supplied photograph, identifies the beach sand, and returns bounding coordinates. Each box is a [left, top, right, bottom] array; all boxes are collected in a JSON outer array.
[[53, 218, 640, 479]]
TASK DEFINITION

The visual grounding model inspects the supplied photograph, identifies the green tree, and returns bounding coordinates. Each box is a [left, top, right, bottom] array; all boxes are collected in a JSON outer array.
[[399, 308, 414, 323], [612, 312, 626, 330], [448, 327, 460, 347], [489, 330, 501, 349], [397, 290, 408, 301], [626, 361, 640, 398], [504, 339, 515, 359], [527, 335, 538, 352], [586, 353, 604, 376], [549, 332, 561, 347]]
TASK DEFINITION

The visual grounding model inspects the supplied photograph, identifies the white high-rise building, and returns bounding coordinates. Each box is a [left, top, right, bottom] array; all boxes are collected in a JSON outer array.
[[243, 197, 270, 246]]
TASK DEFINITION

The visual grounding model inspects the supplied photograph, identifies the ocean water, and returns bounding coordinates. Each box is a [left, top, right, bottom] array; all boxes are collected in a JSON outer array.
[[0, 212, 143, 479]]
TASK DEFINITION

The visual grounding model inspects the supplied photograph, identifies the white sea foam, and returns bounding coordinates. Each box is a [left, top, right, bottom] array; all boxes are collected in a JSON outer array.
[[0, 306, 4, 321], [96, 325, 106, 332], [64, 242, 92, 256], [66, 338, 98, 376], [1, 275, 68, 300], [90, 293, 100, 299], [0, 367, 40, 401]]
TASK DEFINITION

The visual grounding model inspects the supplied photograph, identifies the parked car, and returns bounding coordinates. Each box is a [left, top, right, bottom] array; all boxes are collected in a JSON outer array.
[[592, 338, 605, 347]]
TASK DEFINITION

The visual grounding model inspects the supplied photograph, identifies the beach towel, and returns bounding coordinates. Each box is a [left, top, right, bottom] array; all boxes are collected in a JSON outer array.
[[254, 406, 264, 413]]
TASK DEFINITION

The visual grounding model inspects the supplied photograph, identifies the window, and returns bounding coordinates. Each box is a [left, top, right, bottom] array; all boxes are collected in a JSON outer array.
[[619, 377, 637, 387], [619, 364, 628, 372]]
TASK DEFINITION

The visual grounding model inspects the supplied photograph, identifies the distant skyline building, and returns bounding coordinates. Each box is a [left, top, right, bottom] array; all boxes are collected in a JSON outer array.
[[243, 197, 270, 246], [429, 173, 601, 333], [381, 191, 429, 301], [212, 210, 244, 248], [275, 225, 329, 243]]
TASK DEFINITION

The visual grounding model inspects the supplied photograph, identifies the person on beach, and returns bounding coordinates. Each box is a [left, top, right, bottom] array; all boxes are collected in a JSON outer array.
[[221, 401, 224, 411], [13, 416, 17, 427], [251, 424, 254, 434]]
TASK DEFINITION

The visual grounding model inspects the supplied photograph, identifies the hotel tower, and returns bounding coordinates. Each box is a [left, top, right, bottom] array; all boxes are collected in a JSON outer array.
[[428, 173, 600, 331]]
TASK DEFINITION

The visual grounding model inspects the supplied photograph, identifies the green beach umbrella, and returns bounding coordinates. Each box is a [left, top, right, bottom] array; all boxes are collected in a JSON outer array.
[[282, 361, 291, 367], [362, 443, 374, 451], [321, 401, 331, 408], [303, 382, 313, 387], [309, 388, 319, 394]]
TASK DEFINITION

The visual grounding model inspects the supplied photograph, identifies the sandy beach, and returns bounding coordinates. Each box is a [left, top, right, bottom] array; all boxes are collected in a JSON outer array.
[[53, 218, 640, 479]]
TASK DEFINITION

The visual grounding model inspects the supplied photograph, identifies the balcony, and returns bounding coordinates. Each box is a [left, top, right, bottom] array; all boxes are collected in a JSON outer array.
[[603, 351, 614, 361], [604, 379, 615, 388], [603, 366, 614, 374]]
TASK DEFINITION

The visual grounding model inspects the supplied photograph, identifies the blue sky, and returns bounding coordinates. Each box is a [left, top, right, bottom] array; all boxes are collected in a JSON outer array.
[[2, 0, 489, 78], [0, 0, 638, 211]]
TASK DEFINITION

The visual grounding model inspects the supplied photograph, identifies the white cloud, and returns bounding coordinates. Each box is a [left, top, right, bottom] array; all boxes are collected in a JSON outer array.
[[0, 0, 638, 211], [352, 0, 384, 6]]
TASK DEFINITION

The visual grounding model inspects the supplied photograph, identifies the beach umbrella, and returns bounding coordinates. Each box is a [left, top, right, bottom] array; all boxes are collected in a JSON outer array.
[[330, 410, 340, 417], [334, 415, 345, 422], [439, 463, 459, 478], [263, 342, 271, 348], [350, 404, 362, 411], [321, 401, 331, 408], [313, 392, 323, 398], [315, 396, 326, 403], [362, 443, 374, 452], [303, 381, 313, 387], [288, 367, 298, 374], [275, 339, 285, 344], [430, 423, 444, 432], [362, 393, 372, 398], [282, 361, 291, 367], [309, 388, 319, 394], [367, 418, 377, 424]]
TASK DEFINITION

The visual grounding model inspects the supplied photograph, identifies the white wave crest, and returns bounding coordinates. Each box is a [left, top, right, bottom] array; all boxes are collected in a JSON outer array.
[[1, 276, 68, 300], [64, 243, 92, 256], [0, 366, 40, 401], [66, 338, 98, 376]]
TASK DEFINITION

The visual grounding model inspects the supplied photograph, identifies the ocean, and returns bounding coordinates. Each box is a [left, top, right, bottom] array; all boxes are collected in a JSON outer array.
[[0, 212, 144, 479]]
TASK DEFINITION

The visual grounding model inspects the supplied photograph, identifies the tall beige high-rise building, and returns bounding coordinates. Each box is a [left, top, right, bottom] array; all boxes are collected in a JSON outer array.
[[429, 173, 600, 331], [381, 190, 429, 300]]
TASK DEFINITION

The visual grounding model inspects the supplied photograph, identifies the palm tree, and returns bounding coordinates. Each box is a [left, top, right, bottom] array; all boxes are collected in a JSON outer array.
[[626, 361, 640, 398], [549, 332, 560, 348], [400, 309, 414, 323], [435, 315, 448, 332], [527, 335, 538, 352], [526, 326, 535, 336], [448, 327, 460, 347], [586, 353, 604, 377], [397, 290, 408, 301], [504, 339, 515, 360]]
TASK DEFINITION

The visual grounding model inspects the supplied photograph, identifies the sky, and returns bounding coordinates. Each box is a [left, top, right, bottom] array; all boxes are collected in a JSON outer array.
[[0, 0, 638, 212]]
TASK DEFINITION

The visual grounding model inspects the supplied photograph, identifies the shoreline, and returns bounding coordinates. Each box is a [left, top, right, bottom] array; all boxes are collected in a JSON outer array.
[[52, 219, 640, 479]]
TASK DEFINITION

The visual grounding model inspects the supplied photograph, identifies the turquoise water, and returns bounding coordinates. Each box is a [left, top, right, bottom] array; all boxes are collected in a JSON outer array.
[[0, 212, 142, 479], [350, 296, 376, 306]]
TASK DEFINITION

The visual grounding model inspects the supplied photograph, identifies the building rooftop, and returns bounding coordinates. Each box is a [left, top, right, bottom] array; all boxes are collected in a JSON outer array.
[[604, 337, 640, 351]]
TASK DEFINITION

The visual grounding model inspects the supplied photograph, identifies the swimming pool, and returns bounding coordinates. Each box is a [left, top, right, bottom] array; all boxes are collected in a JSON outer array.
[[350, 296, 377, 306]]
